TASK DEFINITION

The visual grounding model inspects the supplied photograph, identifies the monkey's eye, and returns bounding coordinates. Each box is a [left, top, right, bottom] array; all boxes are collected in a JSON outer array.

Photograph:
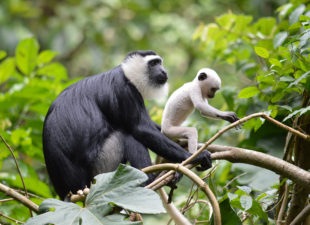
[[149, 59, 161, 67], [198, 72, 208, 81]]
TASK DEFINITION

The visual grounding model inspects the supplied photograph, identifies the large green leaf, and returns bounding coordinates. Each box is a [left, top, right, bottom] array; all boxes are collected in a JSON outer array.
[[25, 199, 139, 225], [15, 37, 39, 76], [24, 165, 165, 225], [86, 164, 166, 214]]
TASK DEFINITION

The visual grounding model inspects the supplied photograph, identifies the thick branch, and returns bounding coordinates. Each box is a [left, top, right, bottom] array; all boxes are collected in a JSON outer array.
[[142, 163, 221, 225], [0, 183, 39, 213], [208, 144, 310, 190]]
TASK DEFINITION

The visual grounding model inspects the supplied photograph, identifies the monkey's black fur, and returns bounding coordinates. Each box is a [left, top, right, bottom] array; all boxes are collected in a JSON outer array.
[[43, 51, 211, 199]]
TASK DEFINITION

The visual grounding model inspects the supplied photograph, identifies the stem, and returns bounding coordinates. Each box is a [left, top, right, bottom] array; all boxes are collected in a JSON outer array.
[[0, 133, 32, 216], [290, 204, 310, 225], [157, 188, 192, 225], [0, 183, 39, 213], [142, 163, 221, 225], [0, 212, 23, 224]]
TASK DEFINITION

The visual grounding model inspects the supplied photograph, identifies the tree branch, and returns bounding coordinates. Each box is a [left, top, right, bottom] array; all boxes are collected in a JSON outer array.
[[0, 183, 39, 213], [157, 188, 192, 225], [208, 144, 310, 190], [290, 204, 310, 225], [142, 163, 221, 225]]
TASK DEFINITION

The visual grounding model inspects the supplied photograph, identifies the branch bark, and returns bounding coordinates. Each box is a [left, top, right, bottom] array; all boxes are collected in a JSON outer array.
[[290, 204, 310, 225], [142, 163, 221, 225], [0, 183, 39, 213], [207, 144, 310, 190], [157, 188, 192, 225]]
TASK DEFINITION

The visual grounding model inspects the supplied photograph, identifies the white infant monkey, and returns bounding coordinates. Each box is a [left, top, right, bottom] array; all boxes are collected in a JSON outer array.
[[161, 68, 240, 153]]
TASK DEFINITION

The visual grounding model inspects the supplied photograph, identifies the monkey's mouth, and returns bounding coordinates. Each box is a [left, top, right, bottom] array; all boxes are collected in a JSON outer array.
[[156, 74, 168, 84], [208, 94, 215, 98]]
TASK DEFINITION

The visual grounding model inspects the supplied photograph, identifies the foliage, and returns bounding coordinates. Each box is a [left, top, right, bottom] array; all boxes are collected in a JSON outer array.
[[0, 36, 73, 222], [194, 0, 310, 222], [194, 0, 310, 128], [24, 165, 165, 225]]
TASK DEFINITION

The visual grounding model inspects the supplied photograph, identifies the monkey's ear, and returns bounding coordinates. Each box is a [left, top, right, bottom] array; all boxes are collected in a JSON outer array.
[[198, 72, 208, 81]]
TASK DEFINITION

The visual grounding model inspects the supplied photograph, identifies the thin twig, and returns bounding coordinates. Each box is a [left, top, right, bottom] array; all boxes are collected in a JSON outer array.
[[0, 212, 23, 224], [15, 189, 44, 200], [0, 183, 39, 213], [0, 133, 32, 216], [277, 182, 290, 225], [0, 198, 14, 203], [224, 172, 247, 189], [142, 163, 221, 225]]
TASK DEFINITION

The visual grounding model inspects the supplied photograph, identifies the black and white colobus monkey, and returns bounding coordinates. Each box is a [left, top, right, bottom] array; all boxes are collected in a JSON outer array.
[[161, 68, 240, 154], [43, 50, 212, 200]]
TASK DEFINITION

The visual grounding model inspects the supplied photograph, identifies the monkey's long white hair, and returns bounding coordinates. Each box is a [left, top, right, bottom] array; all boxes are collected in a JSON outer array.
[[121, 54, 169, 100]]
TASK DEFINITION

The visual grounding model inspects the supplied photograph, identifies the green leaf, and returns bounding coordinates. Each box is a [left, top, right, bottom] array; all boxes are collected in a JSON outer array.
[[283, 106, 310, 121], [227, 193, 238, 201], [299, 30, 310, 48], [37, 50, 58, 65], [240, 195, 252, 211], [288, 71, 310, 88], [25, 199, 140, 225], [0, 58, 15, 83], [254, 17, 276, 36], [273, 32, 288, 49], [86, 164, 165, 214], [211, 199, 241, 225], [254, 46, 269, 58], [238, 86, 260, 98], [15, 37, 39, 76], [25, 165, 163, 224], [289, 4, 306, 25], [216, 13, 235, 30], [0, 50, 7, 60], [37, 62, 68, 80], [237, 185, 252, 194], [271, 92, 284, 103], [269, 58, 282, 68]]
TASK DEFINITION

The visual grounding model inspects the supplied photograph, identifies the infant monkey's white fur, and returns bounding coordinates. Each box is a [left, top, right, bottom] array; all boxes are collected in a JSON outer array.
[[161, 68, 239, 153]]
